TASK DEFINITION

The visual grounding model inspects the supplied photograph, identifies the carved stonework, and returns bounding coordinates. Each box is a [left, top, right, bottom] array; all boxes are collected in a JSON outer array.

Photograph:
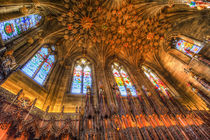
[[193, 54, 210, 66], [0, 1, 209, 139], [184, 68, 210, 90], [0, 86, 209, 139], [0, 50, 16, 83]]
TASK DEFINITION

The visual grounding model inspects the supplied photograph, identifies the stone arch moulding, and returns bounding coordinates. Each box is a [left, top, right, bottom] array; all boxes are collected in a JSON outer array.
[[163, 33, 204, 64], [140, 63, 180, 98]]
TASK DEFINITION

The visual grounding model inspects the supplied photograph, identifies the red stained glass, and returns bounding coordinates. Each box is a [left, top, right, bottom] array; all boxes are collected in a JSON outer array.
[[112, 63, 136, 96], [142, 66, 169, 97]]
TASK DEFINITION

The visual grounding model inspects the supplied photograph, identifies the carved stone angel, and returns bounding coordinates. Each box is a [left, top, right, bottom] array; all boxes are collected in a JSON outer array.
[[0, 50, 16, 81]]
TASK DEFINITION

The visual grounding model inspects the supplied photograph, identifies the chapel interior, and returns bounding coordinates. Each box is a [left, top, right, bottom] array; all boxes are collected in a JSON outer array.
[[0, 0, 209, 139]]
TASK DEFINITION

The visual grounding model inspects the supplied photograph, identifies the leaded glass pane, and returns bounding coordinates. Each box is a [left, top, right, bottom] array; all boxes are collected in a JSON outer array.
[[46, 54, 55, 65], [34, 55, 54, 85], [142, 66, 169, 96], [71, 58, 92, 95], [176, 39, 202, 57], [83, 66, 92, 94], [38, 47, 48, 59], [112, 69, 127, 96], [0, 14, 42, 42], [120, 69, 136, 96], [22, 46, 55, 86], [71, 65, 83, 94], [21, 53, 43, 77]]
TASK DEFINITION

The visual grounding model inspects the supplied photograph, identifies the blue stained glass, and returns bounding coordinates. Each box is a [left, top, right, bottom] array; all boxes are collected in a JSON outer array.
[[0, 14, 41, 42], [71, 59, 93, 95], [22, 47, 48, 77], [38, 47, 48, 58], [22, 53, 44, 77], [120, 69, 136, 96], [22, 47, 55, 85], [113, 69, 127, 96], [34, 55, 54, 85], [83, 66, 92, 94], [71, 65, 82, 94], [46, 54, 54, 65], [176, 39, 202, 57]]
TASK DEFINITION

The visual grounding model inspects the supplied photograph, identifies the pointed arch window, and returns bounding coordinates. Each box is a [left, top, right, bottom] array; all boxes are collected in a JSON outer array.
[[172, 37, 203, 57], [0, 14, 42, 42], [21, 45, 55, 85], [71, 58, 92, 94], [142, 66, 170, 97], [112, 62, 136, 96]]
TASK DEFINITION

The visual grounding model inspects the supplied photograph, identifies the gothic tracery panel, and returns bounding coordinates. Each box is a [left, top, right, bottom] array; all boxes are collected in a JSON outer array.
[[21, 46, 55, 85]]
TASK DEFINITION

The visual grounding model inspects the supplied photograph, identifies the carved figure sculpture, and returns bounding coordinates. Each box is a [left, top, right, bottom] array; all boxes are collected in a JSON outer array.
[[0, 50, 16, 81]]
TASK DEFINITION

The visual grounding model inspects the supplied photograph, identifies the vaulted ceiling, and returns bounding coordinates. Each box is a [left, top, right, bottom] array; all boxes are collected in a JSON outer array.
[[2, 0, 208, 67]]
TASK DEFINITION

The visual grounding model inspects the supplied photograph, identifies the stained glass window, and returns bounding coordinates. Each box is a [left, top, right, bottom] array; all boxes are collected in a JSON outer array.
[[21, 46, 55, 85], [112, 62, 136, 96], [184, 0, 210, 9], [71, 58, 92, 94], [0, 14, 42, 42], [71, 65, 82, 94], [142, 66, 169, 97], [173, 38, 202, 57]]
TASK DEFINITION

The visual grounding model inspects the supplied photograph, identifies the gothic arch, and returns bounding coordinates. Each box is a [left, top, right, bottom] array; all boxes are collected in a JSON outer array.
[[140, 63, 180, 97], [105, 56, 140, 97], [164, 34, 204, 63], [64, 54, 97, 96], [20, 44, 56, 86]]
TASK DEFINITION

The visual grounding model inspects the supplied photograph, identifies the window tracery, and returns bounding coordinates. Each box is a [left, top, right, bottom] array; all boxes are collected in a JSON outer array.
[[142, 66, 170, 97], [71, 58, 92, 94], [21, 45, 55, 85], [0, 14, 42, 42], [112, 62, 136, 96], [172, 37, 203, 57]]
